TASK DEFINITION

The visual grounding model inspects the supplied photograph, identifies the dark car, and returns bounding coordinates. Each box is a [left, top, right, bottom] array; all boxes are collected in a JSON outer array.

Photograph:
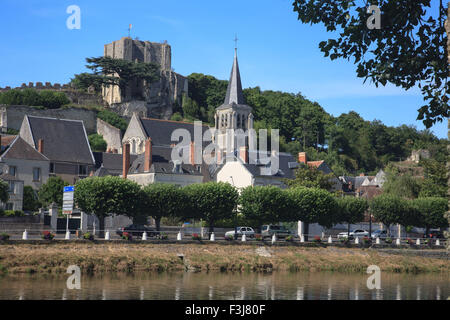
[[422, 230, 446, 239], [116, 224, 158, 238], [261, 225, 291, 239]]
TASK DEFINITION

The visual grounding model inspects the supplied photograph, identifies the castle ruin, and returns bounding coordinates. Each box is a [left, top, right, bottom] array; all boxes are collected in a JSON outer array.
[[102, 37, 188, 119]]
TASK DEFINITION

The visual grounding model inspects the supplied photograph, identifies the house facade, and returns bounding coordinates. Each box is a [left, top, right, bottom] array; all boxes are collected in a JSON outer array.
[[19, 115, 95, 185]]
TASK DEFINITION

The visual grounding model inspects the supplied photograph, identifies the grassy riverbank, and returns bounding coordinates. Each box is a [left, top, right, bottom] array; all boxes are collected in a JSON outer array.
[[0, 242, 448, 275]]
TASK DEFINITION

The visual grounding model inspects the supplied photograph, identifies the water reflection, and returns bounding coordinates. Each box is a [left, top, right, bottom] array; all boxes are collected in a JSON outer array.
[[0, 272, 448, 300]]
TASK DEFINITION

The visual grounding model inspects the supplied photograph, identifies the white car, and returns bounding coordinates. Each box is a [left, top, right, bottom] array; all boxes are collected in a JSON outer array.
[[225, 227, 255, 239], [337, 229, 369, 240]]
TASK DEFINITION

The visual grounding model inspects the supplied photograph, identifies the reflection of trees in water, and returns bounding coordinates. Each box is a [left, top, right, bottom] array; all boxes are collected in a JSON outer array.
[[2, 272, 449, 300]]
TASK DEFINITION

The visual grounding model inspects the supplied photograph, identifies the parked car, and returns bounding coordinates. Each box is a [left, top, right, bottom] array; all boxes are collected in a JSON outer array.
[[261, 225, 291, 239], [371, 229, 388, 239], [337, 229, 369, 240], [116, 224, 158, 238], [422, 230, 446, 239], [225, 227, 255, 239]]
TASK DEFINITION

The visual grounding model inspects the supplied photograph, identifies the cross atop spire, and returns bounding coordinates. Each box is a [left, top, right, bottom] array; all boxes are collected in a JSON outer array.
[[223, 46, 244, 105], [234, 34, 238, 50]]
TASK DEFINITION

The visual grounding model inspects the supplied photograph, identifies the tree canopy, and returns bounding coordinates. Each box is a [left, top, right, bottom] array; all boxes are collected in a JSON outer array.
[[0, 179, 9, 204], [71, 56, 160, 98], [292, 0, 449, 128], [38, 176, 69, 207]]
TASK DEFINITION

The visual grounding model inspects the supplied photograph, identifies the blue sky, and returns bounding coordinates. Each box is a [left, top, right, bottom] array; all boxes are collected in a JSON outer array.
[[0, 0, 447, 138]]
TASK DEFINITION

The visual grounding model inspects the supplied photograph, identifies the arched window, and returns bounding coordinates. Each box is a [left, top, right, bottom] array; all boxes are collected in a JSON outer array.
[[241, 114, 246, 129], [237, 114, 241, 128], [221, 114, 224, 128]]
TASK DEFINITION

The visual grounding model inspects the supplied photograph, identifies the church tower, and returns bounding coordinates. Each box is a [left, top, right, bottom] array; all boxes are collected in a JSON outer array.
[[214, 49, 254, 158]]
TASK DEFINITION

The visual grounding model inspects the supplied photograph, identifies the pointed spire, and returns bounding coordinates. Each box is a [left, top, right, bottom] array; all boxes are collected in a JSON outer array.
[[224, 48, 244, 105]]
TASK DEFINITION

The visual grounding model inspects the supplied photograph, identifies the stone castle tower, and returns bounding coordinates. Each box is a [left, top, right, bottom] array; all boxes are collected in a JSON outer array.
[[102, 37, 188, 118]]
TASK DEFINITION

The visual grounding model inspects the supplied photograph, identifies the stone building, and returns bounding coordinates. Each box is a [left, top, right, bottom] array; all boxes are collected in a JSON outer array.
[[19, 115, 95, 185], [102, 37, 188, 118]]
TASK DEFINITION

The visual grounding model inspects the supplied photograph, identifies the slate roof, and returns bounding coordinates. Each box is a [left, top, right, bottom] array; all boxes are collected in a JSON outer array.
[[25, 116, 94, 164], [93, 152, 137, 176], [128, 145, 203, 176], [139, 118, 210, 147], [0, 136, 48, 161], [224, 49, 245, 105]]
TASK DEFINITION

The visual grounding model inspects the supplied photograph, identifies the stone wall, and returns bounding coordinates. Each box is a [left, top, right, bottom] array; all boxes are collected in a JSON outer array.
[[96, 118, 122, 152], [0, 105, 98, 134]]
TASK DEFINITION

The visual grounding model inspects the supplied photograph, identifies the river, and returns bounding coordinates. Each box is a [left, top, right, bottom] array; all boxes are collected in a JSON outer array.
[[0, 272, 448, 300]]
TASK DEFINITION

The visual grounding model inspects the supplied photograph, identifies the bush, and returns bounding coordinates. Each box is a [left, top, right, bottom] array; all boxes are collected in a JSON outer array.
[[285, 235, 294, 242], [42, 231, 55, 240], [88, 133, 107, 152], [3, 210, 23, 217], [0, 233, 10, 241], [313, 235, 321, 243], [385, 237, 393, 244], [157, 233, 168, 240], [0, 89, 70, 109], [225, 234, 234, 241], [362, 236, 371, 244], [97, 110, 128, 132], [192, 233, 202, 241], [83, 232, 94, 241], [122, 232, 132, 241]]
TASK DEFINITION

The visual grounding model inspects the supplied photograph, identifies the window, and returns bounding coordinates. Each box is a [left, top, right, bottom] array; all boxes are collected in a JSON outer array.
[[8, 182, 14, 194], [33, 168, 41, 181], [9, 166, 16, 177], [78, 165, 88, 176], [49, 163, 55, 173]]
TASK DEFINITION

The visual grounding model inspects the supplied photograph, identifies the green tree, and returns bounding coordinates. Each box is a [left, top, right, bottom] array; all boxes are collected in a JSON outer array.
[[239, 186, 292, 232], [382, 170, 422, 199], [39, 91, 70, 109], [292, 0, 449, 128], [419, 159, 447, 197], [336, 196, 368, 237], [284, 163, 335, 191], [72, 56, 160, 100], [183, 182, 238, 234], [38, 176, 69, 208], [0, 179, 9, 204], [74, 176, 144, 236], [23, 186, 40, 212], [97, 109, 129, 133], [370, 194, 408, 236], [88, 133, 107, 152], [286, 187, 338, 240], [412, 197, 448, 235], [141, 183, 186, 231]]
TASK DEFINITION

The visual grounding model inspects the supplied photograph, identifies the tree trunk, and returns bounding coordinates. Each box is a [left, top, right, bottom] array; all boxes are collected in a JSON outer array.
[[98, 216, 105, 238], [155, 217, 161, 232], [347, 223, 350, 238], [304, 223, 310, 242]]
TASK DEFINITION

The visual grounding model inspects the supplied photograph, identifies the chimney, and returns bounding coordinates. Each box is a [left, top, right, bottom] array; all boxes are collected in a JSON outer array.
[[144, 138, 152, 172], [239, 146, 249, 164], [298, 152, 306, 164], [359, 173, 365, 177], [38, 139, 44, 154], [122, 143, 130, 179], [190, 141, 195, 165], [89, 171, 94, 177]]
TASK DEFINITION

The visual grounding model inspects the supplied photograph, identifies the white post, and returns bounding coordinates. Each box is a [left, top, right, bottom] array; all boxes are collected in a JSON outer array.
[[65, 231, 70, 240], [328, 236, 332, 243], [376, 237, 380, 244], [416, 238, 421, 245], [397, 224, 402, 239], [242, 234, 246, 242], [210, 232, 215, 241], [355, 237, 359, 244], [49, 203, 58, 232], [396, 238, 401, 245], [80, 211, 88, 232], [436, 239, 440, 246], [177, 232, 182, 241], [22, 229, 28, 240], [105, 230, 110, 240], [271, 234, 277, 244], [142, 232, 147, 241], [300, 235, 305, 243], [93, 221, 96, 236], [297, 221, 303, 238]]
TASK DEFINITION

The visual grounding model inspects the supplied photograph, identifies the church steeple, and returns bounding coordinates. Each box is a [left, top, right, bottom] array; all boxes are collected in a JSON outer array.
[[224, 49, 244, 105]]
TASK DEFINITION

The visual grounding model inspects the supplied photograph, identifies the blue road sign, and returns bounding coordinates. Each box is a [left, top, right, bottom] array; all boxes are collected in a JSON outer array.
[[64, 186, 74, 192]]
